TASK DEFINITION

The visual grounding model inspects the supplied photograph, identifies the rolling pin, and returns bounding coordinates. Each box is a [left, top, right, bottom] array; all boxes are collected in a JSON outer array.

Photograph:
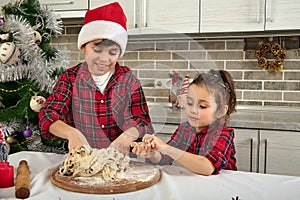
[[15, 160, 30, 199]]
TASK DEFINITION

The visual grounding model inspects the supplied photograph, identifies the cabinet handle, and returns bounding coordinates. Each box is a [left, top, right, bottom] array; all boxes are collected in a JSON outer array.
[[42, 1, 74, 5], [256, 130, 260, 173], [264, 139, 267, 174], [143, 0, 147, 27], [256, 0, 261, 23], [250, 138, 253, 172], [133, 0, 137, 28], [267, 0, 273, 22]]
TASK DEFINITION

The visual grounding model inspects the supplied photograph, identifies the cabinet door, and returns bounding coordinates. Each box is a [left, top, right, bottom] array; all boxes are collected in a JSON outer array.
[[234, 129, 259, 172], [40, 0, 88, 11], [91, 0, 199, 34], [143, 0, 199, 34], [40, 0, 88, 18], [200, 0, 265, 32], [265, 0, 300, 30], [90, 0, 136, 29], [259, 130, 300, 176]]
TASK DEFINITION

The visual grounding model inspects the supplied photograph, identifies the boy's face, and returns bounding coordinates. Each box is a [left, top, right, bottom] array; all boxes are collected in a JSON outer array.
[[82, 39, 121, 76], [185, 84, 217, 132]]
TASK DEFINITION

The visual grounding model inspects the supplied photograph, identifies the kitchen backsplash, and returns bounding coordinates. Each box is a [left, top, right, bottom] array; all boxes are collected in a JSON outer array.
[[51, 21, 300, 107]]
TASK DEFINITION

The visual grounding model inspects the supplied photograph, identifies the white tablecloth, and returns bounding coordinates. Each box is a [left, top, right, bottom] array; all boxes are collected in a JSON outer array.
[[1, 151, 300, 200]]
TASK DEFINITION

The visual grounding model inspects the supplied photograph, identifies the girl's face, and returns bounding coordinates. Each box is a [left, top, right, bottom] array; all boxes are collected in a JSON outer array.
[[81, 39, 120, 76], [185, 84, 218, 132]]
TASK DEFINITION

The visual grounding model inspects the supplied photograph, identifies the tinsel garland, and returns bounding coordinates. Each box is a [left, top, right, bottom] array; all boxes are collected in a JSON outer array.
[[0, 15, 68, 92]]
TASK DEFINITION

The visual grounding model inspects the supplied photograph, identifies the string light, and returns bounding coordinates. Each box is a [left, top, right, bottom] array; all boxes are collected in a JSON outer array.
[[0, 84, 28, 93]]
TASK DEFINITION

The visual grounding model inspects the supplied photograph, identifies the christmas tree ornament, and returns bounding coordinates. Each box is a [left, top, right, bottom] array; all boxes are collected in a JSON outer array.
[[0, 16, 4, 26], [0, 33, 10, 41], [33, 30, 42, 44], [0, 42, 20, 64], [23, 128, 32, 138], [6, 136, 14, 144], [29, 95, 46, 112]]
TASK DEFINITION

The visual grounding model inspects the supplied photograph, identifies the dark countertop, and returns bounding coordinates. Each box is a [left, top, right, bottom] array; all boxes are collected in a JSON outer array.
[[148, 103, 300, 132]]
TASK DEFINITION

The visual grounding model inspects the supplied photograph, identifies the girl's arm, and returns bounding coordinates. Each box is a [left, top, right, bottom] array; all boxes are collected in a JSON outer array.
[[160, 145, 215, 176], [143, 134, 215, 175]]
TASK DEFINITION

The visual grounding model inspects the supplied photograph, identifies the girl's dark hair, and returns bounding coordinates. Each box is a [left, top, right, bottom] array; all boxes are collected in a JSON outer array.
[[190, 69, 236, 125]]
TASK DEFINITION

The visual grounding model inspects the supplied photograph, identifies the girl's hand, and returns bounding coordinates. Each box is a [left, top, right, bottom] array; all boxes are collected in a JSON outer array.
[[142, 134, 167, 151], [130, 142, 153, 158]]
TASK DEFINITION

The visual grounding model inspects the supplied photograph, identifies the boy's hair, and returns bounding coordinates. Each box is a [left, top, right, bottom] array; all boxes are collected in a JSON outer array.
[[190, 69, 237, 125]]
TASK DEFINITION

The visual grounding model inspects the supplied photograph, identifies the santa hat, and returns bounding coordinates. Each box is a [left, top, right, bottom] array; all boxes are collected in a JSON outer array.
[[77, 2, 128, 57]]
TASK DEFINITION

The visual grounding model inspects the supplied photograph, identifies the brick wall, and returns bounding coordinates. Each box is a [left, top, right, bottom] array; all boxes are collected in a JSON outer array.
[[52, 21, 300, 107]]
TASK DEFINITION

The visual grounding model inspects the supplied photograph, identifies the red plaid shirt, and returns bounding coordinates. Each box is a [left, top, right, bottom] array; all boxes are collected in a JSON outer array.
[[158, 121, 237, 174], [38, 62, 154, 148]]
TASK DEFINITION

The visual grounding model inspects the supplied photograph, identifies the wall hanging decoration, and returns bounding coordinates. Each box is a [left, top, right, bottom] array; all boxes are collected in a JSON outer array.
[[256, 41, 286, 73]]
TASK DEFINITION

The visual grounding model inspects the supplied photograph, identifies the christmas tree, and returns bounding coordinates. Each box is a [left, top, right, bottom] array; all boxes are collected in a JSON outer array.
[[0, 0, 68, 154]]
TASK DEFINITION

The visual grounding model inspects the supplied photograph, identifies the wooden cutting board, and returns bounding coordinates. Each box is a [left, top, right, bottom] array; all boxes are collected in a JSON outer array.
[[50, 161, 161, 194]]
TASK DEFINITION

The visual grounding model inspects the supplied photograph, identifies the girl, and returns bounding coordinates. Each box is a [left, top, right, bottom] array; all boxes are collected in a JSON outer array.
[[132, 69, 237, 175]]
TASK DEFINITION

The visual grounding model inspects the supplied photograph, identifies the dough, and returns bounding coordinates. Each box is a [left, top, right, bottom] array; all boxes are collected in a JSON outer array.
[[59, 146, 130, 180]]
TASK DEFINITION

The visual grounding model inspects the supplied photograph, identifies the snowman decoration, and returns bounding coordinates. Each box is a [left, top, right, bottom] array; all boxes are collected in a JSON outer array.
[[30, 95, 46, 112], [0, 15, 42, 65], [0, 41, 20, 65]]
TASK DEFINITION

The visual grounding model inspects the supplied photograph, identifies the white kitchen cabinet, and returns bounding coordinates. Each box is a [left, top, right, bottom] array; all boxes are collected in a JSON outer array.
[[265, 0, 300, 30], [200, 0, 300, 33], [90, 0, 199, 34], [259, 130, 300, 176], [200, 0, 265, 32], [90, 1, 136, 30], [40, 0, 88, 18], [234, 129, 259, 173]]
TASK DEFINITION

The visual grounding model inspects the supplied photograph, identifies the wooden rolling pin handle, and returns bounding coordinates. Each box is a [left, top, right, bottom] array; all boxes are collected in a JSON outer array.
[[15, 160, 30, 199]]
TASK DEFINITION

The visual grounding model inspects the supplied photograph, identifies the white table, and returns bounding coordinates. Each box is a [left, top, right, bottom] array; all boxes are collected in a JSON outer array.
[[1, 151, 300, 200]]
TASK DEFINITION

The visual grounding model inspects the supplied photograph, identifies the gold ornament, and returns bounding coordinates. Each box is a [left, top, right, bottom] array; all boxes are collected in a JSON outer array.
[[6, 136, 14, 144], [256, 41, 285, 73]]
